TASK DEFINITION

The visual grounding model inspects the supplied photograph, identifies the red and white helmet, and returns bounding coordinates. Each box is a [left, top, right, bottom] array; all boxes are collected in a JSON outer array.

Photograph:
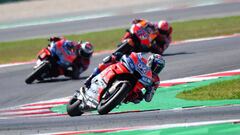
[[76, 41, 94, 58], [158, 20, 171, 35]]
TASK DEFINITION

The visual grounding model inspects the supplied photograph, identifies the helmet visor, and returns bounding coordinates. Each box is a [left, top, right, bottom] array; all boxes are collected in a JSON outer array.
[[159, 29, 168, 35], [81, 49, 92, 58]]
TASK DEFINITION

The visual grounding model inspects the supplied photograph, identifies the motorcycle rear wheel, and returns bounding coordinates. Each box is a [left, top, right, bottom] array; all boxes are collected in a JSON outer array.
[[67, 97, 84, 117], [97, 81, 131, 115], [25, 62, 49, 84]]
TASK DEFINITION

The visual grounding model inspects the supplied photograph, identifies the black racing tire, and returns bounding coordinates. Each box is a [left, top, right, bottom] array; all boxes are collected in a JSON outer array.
[[97, 81, 132, 115], [66, 97, 84, 117], [25, 62, 49, 84]]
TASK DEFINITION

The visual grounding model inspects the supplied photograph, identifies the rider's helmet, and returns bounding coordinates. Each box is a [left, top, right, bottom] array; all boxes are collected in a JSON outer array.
[[147, 54, 165, 74], [157, 20, 171, 35], [76, 41, 94, 58]]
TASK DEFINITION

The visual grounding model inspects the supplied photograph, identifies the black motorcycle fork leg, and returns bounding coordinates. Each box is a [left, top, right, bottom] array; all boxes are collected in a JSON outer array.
[[113, 41, 133, 55]]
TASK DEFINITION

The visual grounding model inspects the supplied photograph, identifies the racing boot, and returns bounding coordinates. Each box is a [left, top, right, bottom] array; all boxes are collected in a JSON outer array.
[[84, 74, 95, 88], [144, 87, 156, 102], [124, 91, 143, 104], [132, 99, 141, 104], [131, 91, 144, 104], [84, 67, 100, 88]]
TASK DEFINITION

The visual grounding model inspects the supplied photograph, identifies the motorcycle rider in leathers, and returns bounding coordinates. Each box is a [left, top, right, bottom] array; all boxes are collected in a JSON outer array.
[[78, 52, 165, 110], [120, 19, 172, 55], [124, 53, 165, 104], [84, 19, 171, 102], [49, 37, 94, 79]]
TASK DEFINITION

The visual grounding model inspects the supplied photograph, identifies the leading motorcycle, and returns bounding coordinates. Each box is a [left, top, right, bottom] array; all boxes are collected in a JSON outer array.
[[67, 52, 153, 116], [114, 20, 158, 55]]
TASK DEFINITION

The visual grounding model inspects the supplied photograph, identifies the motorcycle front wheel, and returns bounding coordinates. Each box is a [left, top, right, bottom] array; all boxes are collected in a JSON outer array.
[[66, 97, 84, 117], [25, 62, 49, 84]]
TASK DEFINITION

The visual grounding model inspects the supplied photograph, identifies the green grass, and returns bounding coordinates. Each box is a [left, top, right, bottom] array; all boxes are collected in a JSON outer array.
[[65, 28, 125, 51], [172, 16, 240, 40], [176, 78, 240, 100], [0, 15, 240, 64]]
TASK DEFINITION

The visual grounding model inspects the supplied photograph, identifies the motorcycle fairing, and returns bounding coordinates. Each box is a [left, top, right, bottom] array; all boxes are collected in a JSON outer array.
[[34, 48, 51, 69], [130, 23, 157, 48], [100, 63, 129, 84], [88, 63, 130, 103], [84, 53, 154, 109], [121, 53, 153, 87], [86, 74, 107, 106], [37, 48, 51, 60]]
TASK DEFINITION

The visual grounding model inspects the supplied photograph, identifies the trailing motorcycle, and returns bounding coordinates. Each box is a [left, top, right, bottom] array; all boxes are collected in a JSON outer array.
[[67, 52, 153, 116], [25, 47, 58, 84], [25, 47, 79, 84]]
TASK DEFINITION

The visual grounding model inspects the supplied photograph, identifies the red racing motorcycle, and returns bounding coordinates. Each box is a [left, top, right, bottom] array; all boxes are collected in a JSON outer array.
[[67, 52, 153, 116], [113, 20, 158, 55], [25, 47, 61, 84], [25, 47, 79, 84]]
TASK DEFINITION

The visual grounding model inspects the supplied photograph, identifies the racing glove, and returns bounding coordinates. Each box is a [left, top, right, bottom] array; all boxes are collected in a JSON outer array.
[[144, 87, 156, 102]]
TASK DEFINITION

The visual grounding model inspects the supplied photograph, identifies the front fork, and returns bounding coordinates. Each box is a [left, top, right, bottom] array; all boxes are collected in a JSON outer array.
[[73, 87, 98, 112], [114, 39, 134, 55]]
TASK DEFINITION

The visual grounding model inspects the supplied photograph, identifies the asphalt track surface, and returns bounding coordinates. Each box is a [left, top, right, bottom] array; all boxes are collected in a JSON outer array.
[[0, 2, 240, 135], [1, 106, 240, 134], [0, 35, 240, 134], [1, 2, 240, 42]]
